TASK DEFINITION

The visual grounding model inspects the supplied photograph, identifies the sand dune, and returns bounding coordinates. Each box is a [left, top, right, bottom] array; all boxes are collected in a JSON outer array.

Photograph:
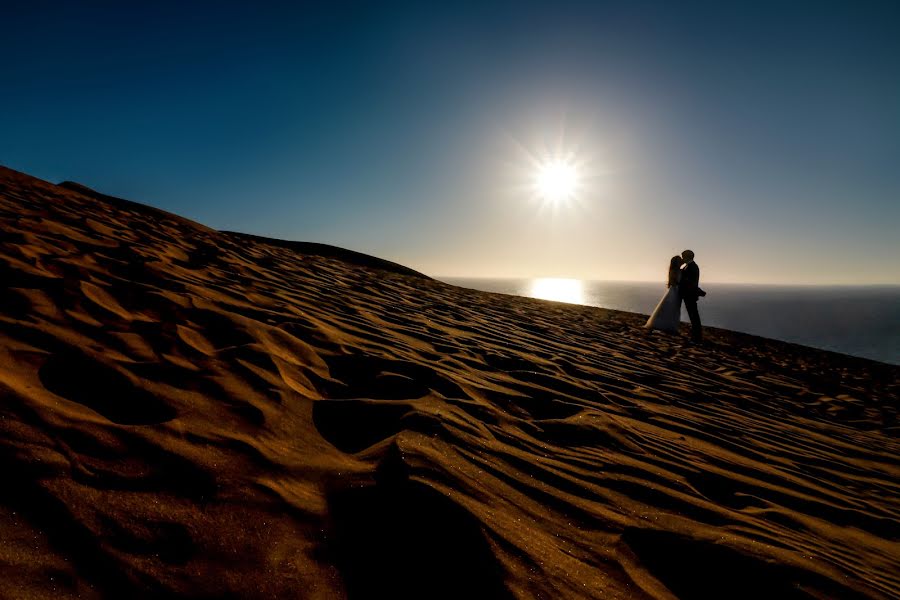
[[0, 165, 898, 599]]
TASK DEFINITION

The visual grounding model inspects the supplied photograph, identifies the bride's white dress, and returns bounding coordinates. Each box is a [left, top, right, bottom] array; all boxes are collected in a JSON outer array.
[[644, 279, 681, 333]]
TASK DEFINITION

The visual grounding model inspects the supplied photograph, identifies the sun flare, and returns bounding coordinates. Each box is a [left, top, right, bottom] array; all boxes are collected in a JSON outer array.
[[534, 159, 579, 203]]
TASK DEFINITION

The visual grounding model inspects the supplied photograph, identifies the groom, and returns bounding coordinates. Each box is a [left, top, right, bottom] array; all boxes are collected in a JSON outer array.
[[678, 249, 705, 343]]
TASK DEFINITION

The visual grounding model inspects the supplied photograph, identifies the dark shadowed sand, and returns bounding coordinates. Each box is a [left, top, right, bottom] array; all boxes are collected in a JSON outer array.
[[1, 165, 898, 599]]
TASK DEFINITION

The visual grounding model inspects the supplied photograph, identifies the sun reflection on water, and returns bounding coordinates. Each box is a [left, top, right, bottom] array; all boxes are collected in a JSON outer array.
[[529, 278, 585, 305]]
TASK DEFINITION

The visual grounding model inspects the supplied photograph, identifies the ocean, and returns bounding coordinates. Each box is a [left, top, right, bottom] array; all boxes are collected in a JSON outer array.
[[440, 278, 900, 365]]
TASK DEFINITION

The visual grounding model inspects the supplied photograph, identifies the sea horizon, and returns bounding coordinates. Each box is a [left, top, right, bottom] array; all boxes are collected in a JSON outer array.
[[438, 277, 900, 287], [440, 277, 900, 365]]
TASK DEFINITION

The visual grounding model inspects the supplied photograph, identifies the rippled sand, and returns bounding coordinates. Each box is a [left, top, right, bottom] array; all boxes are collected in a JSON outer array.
[[1, 166, 898, 599]]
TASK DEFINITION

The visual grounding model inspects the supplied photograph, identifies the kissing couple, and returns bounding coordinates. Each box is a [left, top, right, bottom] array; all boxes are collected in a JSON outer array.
[[644, 249, 706, 343]]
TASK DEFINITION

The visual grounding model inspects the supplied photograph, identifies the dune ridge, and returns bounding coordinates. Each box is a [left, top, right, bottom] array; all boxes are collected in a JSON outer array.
[[0, 165, 898, 599]]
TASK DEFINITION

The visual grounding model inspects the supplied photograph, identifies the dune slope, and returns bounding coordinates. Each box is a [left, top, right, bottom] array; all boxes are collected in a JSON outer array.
[[1, 165, 898, 599]]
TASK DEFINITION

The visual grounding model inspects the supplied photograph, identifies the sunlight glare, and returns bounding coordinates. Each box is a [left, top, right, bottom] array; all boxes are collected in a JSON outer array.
[[534, 159, 579, 203], [529, 278, 585, 305]]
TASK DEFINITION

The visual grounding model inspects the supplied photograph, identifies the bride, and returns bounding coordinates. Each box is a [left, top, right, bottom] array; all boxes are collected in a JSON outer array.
[[644, 255, 684, 333]]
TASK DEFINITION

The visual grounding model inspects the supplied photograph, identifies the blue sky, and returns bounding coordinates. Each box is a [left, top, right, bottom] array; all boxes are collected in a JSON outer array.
[[2, 0, 898, 283]]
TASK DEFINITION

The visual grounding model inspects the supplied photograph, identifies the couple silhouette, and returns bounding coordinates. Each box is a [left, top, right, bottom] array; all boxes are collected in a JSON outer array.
[[644, 249, 705, 342]]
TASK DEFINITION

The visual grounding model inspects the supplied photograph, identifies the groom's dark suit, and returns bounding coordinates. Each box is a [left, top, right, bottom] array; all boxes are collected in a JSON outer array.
[[678, 261, 703, 342]]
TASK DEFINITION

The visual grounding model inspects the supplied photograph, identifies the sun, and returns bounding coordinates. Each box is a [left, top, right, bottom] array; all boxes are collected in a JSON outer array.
[[534, 159, 579, 203]]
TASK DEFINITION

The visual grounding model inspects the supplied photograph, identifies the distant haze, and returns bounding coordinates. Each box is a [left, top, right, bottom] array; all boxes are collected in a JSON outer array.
[[2, 2, 898, 284]]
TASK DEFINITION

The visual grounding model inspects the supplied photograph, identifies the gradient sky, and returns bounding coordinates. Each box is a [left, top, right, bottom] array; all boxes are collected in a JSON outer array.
[[2, 1, 898, 284]]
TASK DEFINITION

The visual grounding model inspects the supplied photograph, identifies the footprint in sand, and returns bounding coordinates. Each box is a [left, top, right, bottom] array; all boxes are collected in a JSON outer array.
[[326, 445, 513, 600], [313, 399, 414, 453], [39, 350, 177, 425], [313, 353, 474, 453]]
